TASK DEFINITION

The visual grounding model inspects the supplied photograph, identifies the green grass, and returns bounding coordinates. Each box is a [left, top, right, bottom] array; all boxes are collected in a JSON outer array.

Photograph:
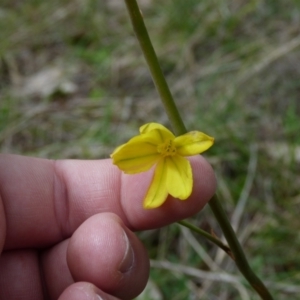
[[1, 0, 300, 299]]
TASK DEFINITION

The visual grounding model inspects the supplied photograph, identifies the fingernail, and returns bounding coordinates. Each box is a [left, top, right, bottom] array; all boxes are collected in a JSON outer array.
[[119, 230, 134, 273], [74, 284, 104, 300]]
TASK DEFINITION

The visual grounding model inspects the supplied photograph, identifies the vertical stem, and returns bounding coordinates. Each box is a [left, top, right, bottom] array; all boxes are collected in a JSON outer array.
[[124, 1, 274, 299], [124, 0, 186, 135]]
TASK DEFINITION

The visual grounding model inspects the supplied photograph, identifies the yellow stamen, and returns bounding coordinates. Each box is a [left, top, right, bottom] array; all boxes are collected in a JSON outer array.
[[157, 139, 177, 157]]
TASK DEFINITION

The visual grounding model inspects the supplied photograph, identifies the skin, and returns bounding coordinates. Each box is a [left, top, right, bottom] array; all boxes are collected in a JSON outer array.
[[0, 154, 216, 300]]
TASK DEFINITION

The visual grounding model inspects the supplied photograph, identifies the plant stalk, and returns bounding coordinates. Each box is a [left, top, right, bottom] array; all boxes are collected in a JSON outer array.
[[209, 194, 273, 299], [124, 0, 186, 135], [178, 220, 233, 258], [124, 0, 274, 299]]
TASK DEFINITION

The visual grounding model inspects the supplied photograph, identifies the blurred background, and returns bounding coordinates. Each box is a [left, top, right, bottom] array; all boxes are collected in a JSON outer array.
[[1, 0, 300, 299]]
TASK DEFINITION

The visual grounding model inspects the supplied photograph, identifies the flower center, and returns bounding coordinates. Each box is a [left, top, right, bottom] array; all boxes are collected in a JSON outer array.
[[157, 139, 177, 157]]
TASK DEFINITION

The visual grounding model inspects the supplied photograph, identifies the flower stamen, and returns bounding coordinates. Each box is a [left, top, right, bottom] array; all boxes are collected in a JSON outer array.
[[157, 139, 177, 157]]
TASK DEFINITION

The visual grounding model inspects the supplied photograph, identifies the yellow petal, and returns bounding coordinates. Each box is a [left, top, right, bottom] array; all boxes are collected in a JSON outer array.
[[140, 123, 175, 141], [165, 156, 193, 199], [111, 138, 160, 174], [174, 131, 214, 156], [140, 128, 170, 145], [143, 159, 169, 209]]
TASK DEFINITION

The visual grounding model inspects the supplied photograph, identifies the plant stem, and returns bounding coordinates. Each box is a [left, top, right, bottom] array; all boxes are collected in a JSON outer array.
[[178, 220, 233, 258], [124, 0, 274, 299], [124, 0, 186, 135], [209, 194, 274, 299]]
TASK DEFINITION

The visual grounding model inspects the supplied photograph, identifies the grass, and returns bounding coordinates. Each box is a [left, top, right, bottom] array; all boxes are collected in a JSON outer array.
[[1, 0, 300, 299]]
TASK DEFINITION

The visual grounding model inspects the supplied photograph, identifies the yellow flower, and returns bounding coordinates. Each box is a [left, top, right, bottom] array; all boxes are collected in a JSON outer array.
[[111, 123, 214, 209]]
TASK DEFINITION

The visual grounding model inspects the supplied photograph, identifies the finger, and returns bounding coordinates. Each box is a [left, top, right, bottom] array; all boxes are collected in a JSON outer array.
[[2, 213, 149, 300], [0, 155, 62, 250], [58, 282, 120, 300], [42, 213, 149, 300], [0, 249, 43, 300], [0, 154, 216, 249], [0, 197, 6, 252], [67, 213, 149, 300], [41, 239, 74, 299]]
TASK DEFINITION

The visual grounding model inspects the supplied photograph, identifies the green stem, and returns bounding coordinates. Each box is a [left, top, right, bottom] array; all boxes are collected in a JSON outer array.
[[209, 195, 274, 299], [124, 0, 186, 135], [124, 1, 274, 299], [177, 220, 233, 258]]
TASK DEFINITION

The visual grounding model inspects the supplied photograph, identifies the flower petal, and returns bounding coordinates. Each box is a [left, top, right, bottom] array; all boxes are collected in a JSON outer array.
[[140, 123, 175, 141], [143, 159, 169, 209], [111, 137, 160, 174], [165, 156, 192, 199], [174, 131, 214, 156]]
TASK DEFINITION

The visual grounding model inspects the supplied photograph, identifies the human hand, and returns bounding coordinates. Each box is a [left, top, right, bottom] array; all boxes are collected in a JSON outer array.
[[0, 154, 216, 300]]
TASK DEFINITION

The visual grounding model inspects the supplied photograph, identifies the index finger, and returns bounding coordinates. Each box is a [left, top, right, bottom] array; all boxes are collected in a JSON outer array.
[[0, 154, 216, 250]]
